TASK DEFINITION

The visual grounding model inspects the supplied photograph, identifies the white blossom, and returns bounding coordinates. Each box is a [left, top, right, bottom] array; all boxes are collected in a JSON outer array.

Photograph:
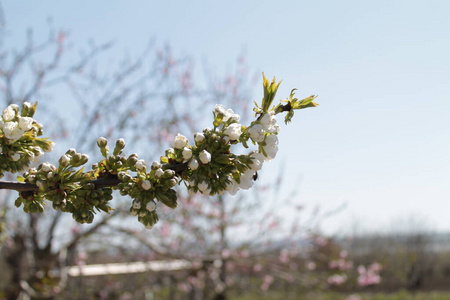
[[146, 201, 157, 212], [194, 132, 205, 143], [248, 124, 265, 143], [3, 122, 23, 141], [260, 112, 278, 133], [182, 147, 192, 160], [223, 135, 230, 143], [2, 105, 16, 122], [224, 123, 242, 140], [263, 134, 279, 160], [199, 150, 211, 164], [142, 180, 152, 190], [135, 159, 146, 171], [214, 104, 227, 116], [41, 163, 52, 172], [173, 133, 188, 149], [224, 108, 240, 122], [238, 169, 255, 190], [11, 153, 20, 161], [226, 180, 240, 196], [18, 117, 33, 131], [249, 152, 265, 171], [188, 159, 199, 170]]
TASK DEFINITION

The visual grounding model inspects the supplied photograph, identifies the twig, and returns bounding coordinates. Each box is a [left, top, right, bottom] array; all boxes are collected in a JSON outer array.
[[0, 162, 189, 192]]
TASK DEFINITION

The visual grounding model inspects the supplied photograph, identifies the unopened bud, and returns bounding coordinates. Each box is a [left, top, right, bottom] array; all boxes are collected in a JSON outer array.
[[97, 137, 108, 148], [66, 148, 76, 156], [114, 138, 126, 155], [59, 154, 71, 167]]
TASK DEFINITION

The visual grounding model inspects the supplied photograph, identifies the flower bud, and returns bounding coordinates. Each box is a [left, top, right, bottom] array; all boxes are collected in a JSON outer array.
[[135, 159, 146, 171], [194, 132, 205, 143], [151, 161, 162, 170], [182, 147, 192, 160], [163, 169, 175, 178], [127, 154, 139, 167], [132, 200, 141, 210], [155, 168, 164, 178], [141, 180, 152, 190], [146, 201, 157, 212], [114, 138, 126, 155], [71, 153, 82, 164], [97, 137, 108, 148], [169, 178, 177, 187], [80, 154, 89, 165], [66, 148, 77, 156], [199, 150, 211, 164], [198, 181, 208, 192], [173, 133, 188, 149], [188, 159, 199, 170], [165, 148, 175, 157], [41, 162, 52, 172], [59, 154, 70, 167]]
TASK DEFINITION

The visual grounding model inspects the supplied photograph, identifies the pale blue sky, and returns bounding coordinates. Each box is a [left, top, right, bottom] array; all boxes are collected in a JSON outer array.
[[4, 0, 450, 234]]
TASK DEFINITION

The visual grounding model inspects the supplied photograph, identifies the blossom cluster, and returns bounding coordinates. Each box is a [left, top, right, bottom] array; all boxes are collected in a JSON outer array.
[[0, 103, 54, 176], [16, 148, 113, 222], [7, 74, 319, 228]]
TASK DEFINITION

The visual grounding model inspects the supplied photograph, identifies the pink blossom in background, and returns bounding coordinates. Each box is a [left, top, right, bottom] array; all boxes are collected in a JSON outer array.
[[345, 295, 361, 300], [305, 261, 316, 271], [261, 275, 274, 291], [329, 258, 353, 270], [327, 274, 347, 286], [357, 263, 382, 287], [253, 264, 262, 272], [221, 248, 231, 259]]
